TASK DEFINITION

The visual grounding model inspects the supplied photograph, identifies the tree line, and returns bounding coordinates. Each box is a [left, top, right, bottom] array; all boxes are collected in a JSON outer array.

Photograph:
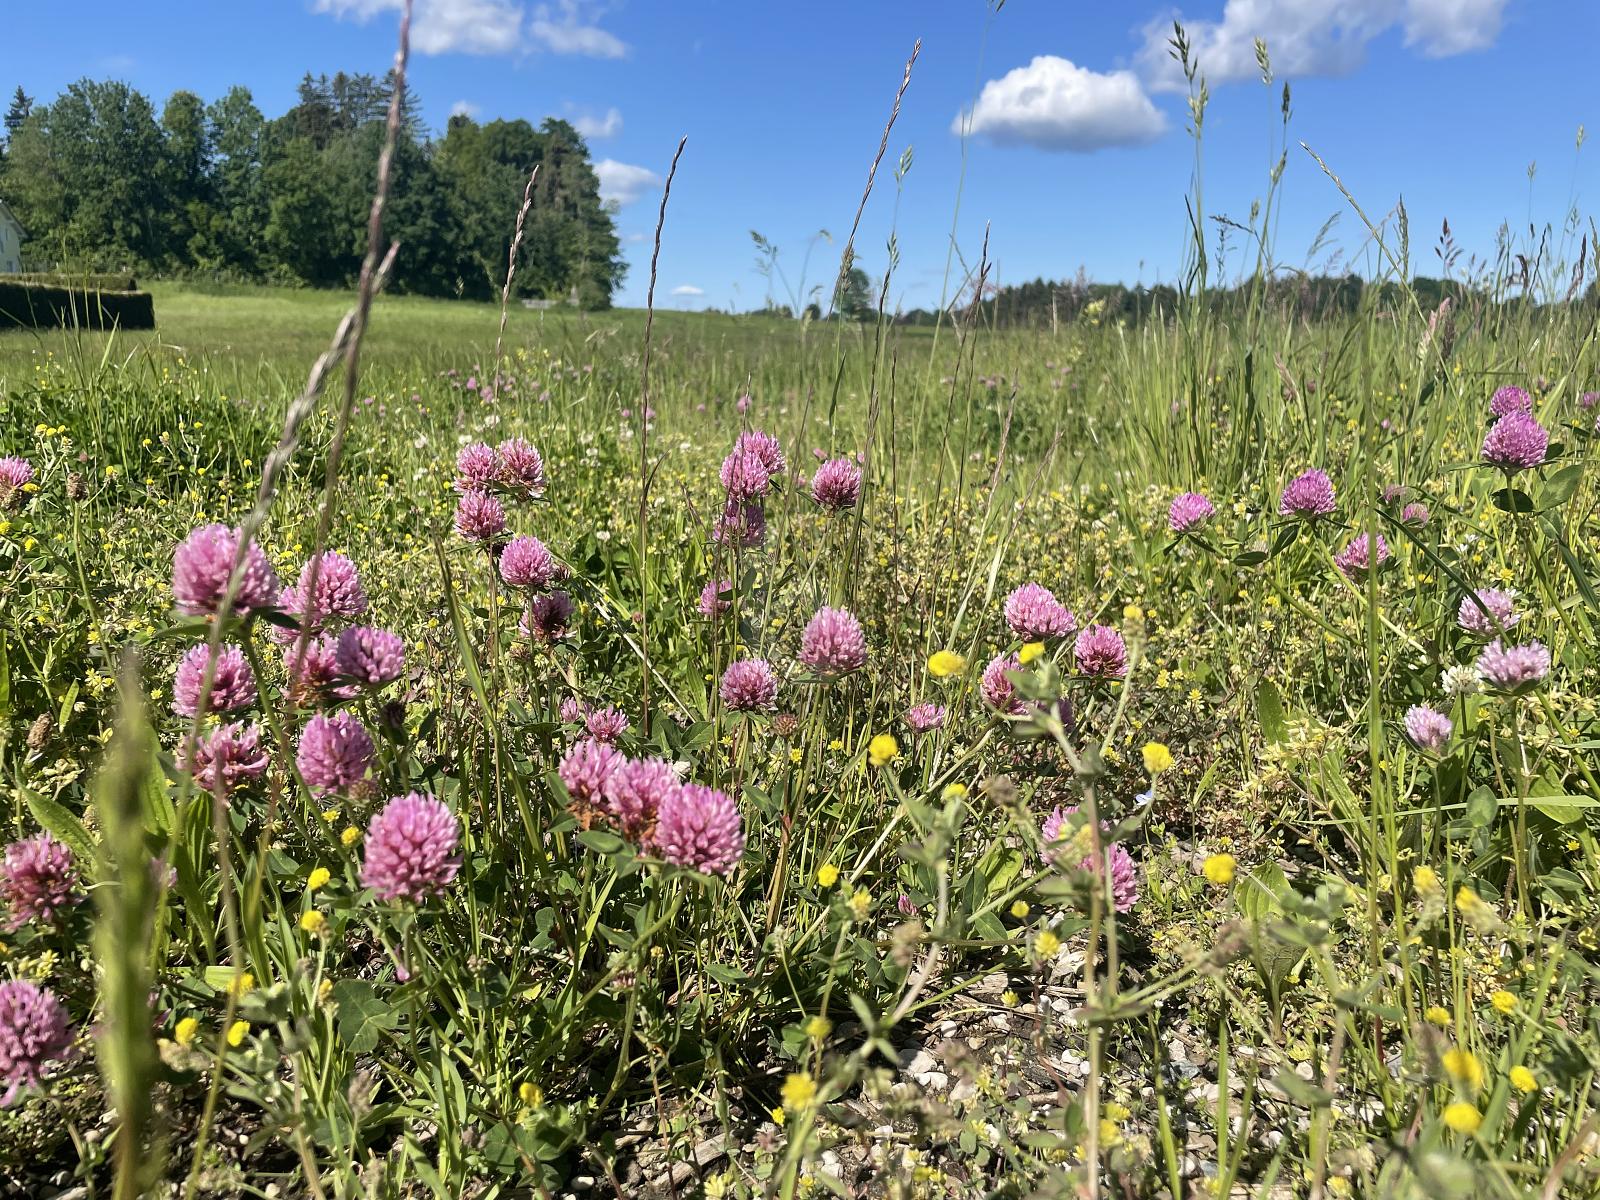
[[0, 74, 625, 306]]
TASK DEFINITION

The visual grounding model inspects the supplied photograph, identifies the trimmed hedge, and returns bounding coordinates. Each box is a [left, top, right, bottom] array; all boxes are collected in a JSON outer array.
[[0, 279, 155, 330], [7, 271, 140, 291]]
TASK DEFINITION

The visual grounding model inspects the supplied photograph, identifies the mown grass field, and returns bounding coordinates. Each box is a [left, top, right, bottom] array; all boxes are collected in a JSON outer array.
[[1, 269, 1599, 1200]]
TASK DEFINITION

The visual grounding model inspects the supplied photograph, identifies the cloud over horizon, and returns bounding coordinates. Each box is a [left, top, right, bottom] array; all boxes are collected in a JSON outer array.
[[957, 55, 1166, 152]]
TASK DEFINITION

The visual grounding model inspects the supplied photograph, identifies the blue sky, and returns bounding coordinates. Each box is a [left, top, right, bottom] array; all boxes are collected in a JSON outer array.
[[7, 0, 1597, 310]]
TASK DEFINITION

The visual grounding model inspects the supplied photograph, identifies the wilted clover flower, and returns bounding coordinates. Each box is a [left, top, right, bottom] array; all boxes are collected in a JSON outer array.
[[0, 980, 73, 1104], [981, 653, 1026, 715], [697, 578, 733, 617], [799, 607, 867, 676], [1403, 705, 1453, 753], [499, 535, 556, 589], [335, 626, 405, 687], [604, 756, 682, 842], [1279, 470, 1337, 520], [559, 738, 623, 808], [810, 458, 862, 512], [653, 784, 745, 876], [1168, 492, 1215, 534], [521, 591, 575, 644], [454, 491, 507, 542], [720, 659, 779, 712], [0, 834, 81, 930], [1073, 625, 1128, 679], [734, 429, 785, 478], [454, 442, 501, 493], [275, 552, 367, 642], [1481, 411, 1549, 473], [1401, 502, 1430, 527], [179, 722, 269, 795], [297, 711, 376, 799], [1333, 532, 1390, 579], [1003, 582, 1074, 642], [1475, 639, 1551, 694], [173, 644, 257, 717], [1580, 390, 1599, 411], [360, 793, 460, 904], [284, 634, 355, 707], [905, 703, 947, 734], [0, 457, 34, 511], [497, 437, 546, 499], [720, 448, 771, 503], [1441, 663, 1482, 698], [1489, 385, 1532, 418], [713, 499, 766, 548], [585, 706, 631, 743], [172, 524, 280, 617], [1457, 588, 1519, 637]]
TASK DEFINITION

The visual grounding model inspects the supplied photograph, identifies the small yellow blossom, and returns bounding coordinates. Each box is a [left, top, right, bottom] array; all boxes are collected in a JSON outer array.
[[341, 825, 362, 847], [1413, 865, 1439, 896], [1425, 1005, 1452, 1026], [769, 1106, 786, 1126], [868, 733, 900, 766], [1018, 641, 1045, 665], [1489, 990, 1516, 1015], [817, 864, 839, 888], [1202, 853, 1236, 886], [781, 1072, 817, 1111], [227, 971, 255, 999], [174, 1017, 199, 1046], [941, 782, 968, 801], [1442, 1102, 1482, 1134], [927, 650, 965, 677], [1443, 1047, 1484, 1090], [1010, 900, 1030, 919], [519, 1081, 544, 1108], [1001, 989, 1019, 1007], [1142, 742, 1174, 774], [1509, 1066, 1538, 1093], [307, 867, 331, 892], [1035, 929, 1062, 958], [804, 1016, 833, 1040], [226, 1020, 249, 1048], [299, 910, 328, 936], [848, 888, 872, 920]]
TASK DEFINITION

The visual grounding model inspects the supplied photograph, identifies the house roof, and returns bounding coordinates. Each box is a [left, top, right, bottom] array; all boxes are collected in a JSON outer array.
[[0, 200, 26, 238]]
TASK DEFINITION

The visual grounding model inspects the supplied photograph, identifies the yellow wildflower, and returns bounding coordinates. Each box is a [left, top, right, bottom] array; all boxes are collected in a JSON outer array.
[[867, 733, 899, 767], [1509, 1066, 1538, 1094], [1035, 929, 1061, 958], [1413, 865, 1439, 896], [1010, 900, 1030, 919], [1443, 1047, 1484, 1091], [1018, 641, 1045, 665], [817, 864, 839, 888], [1202, 853, 1236, 886], [781, 1072, 817, 1111], [1489, 990, 1516, 1015], [1424, 1005, 1451, 1026], [226, 1020, 249, 1048], [341, 825, 361, 847], [804, 1016, 833, 1040], [174, 1017, 199, 1046], [299, 910, 327, 936], [307, 867, 331, 892], [1142, 742, 1174, 774], [927, 650, 965, 677], [847, 888, 872, 921], [519, 1081, 544, 1108], [1442, 1102, 1482, 1134]]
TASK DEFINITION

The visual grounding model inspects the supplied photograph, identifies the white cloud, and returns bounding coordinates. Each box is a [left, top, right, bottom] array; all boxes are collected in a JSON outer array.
[[529, 0, 628, 57], [1138, 0, 1507, 90], [314, 0, 524, 55], [1403, 0, 1508, 56], [956, 56, 1166, 152], [671, 285, 704, 297], [595, 159, 662, 207], [572, 106, 622, 139], [450, 99, 480, 118]]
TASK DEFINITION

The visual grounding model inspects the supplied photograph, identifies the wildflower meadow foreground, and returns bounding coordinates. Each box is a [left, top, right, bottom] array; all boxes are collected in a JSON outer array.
[[3, 19, 1600, 1200]]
